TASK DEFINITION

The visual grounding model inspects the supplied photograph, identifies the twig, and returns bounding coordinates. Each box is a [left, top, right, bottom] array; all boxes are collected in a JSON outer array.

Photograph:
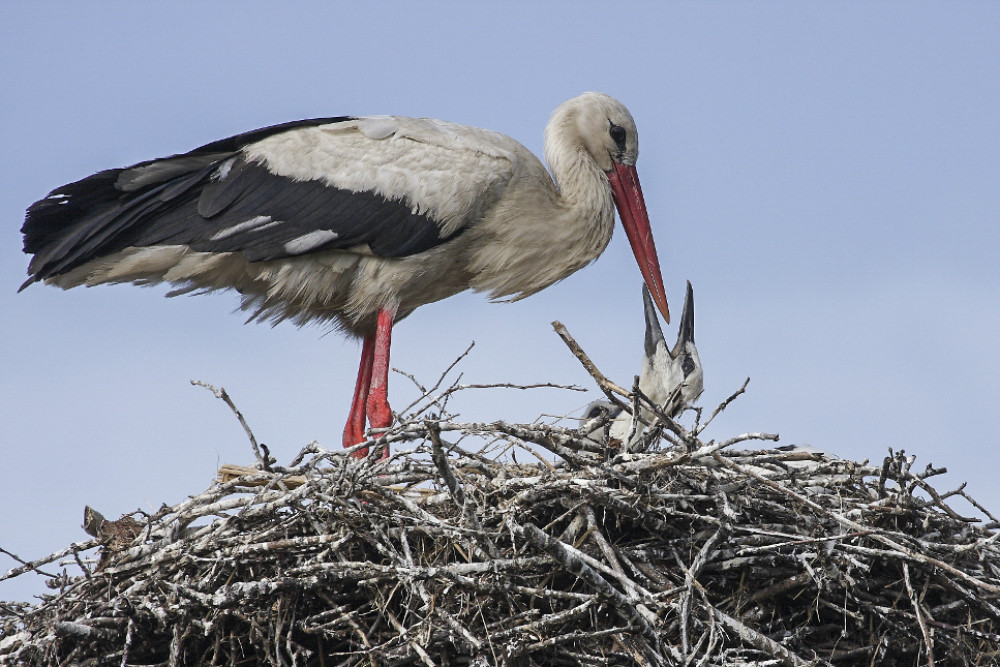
[[1, 541, 98, 583], [191, 380, 268, 469], [903, 562, 935, 667], [552, 320, 631, 408], [710, 605, 815, 666], [694, 377, 750, 436]]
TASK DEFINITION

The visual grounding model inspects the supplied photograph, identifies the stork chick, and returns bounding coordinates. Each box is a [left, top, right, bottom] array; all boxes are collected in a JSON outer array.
[[585, 282, 703, 446]]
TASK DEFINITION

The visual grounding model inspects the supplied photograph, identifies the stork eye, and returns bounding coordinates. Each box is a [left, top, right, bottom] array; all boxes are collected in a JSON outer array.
[[609, 123, 627, 147]]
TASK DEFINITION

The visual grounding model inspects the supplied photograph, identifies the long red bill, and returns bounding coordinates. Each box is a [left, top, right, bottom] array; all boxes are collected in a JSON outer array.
[[606, 162, 670, 324]]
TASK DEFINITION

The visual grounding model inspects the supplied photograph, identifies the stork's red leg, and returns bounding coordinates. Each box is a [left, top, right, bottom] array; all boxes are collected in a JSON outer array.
[[366, 307, 395, 460], [343, 333, 375, 457]]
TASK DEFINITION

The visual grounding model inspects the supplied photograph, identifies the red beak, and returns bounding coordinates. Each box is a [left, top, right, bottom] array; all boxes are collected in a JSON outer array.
[[606, 162, 670, 324]]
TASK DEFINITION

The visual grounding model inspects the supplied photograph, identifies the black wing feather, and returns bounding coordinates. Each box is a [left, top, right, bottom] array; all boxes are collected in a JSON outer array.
[[143, 157, 448, 261], [21, 116, 463, 289]]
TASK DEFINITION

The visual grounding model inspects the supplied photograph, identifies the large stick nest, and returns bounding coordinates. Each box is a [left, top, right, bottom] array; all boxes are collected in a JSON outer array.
[[3, 336, 1000, 666]]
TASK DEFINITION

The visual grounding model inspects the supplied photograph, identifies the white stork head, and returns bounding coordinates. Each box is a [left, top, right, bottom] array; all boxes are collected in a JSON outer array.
[[544, 93, 670, 324], [545, 92, 640, 172]]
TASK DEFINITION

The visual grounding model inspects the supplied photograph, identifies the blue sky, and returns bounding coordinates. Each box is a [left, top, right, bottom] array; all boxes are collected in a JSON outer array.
[[2, 1, 998, 603]]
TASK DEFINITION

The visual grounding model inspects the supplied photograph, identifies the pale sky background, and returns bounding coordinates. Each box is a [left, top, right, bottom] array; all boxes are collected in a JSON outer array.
[[2, 2, 998, 603]]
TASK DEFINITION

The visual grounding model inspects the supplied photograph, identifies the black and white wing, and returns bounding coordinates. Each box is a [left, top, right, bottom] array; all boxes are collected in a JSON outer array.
[[21, 115, 519, 290]]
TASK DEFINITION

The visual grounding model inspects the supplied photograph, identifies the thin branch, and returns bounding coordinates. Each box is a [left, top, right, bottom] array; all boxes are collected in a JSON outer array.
[[191, 380, 268, 469], [552, 320, 631, 408]]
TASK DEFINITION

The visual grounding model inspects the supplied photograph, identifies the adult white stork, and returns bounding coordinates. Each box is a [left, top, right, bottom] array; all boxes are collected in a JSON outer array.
[[20, 92, 670, 459]]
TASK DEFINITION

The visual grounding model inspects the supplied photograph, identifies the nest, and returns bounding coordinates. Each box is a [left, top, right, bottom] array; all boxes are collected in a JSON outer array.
[[3, 334, 1000, 666]]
